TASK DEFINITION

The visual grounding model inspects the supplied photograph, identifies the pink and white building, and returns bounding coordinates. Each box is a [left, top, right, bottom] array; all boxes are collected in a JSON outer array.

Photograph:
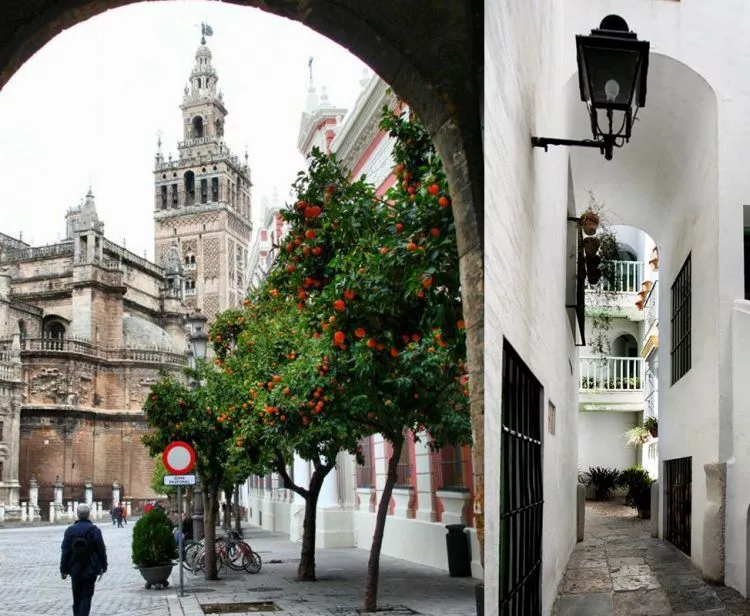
[[242, 71, 481, 578]]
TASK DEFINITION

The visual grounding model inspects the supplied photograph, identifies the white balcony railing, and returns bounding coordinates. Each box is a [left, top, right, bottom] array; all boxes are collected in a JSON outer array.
[[580, 356, 644, 391], [585, 260, 643, 293]]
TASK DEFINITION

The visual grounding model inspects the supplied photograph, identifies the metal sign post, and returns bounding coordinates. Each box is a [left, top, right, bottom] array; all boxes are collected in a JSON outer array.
[[178, 485, 184, 597]]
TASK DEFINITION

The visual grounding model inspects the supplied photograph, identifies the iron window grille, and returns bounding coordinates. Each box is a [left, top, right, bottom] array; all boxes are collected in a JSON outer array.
[[438, 444, 468, 490], [500, 341, 544, 615], [670, 254, 692, 384]]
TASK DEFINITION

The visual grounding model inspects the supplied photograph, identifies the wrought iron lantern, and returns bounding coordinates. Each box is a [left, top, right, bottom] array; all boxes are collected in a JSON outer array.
[[186, 308, 208, 361], [532, 15, 650, 160]]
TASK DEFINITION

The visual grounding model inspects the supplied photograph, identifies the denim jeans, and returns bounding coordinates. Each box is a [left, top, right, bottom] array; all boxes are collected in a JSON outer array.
[[71, 575, 96, 616]]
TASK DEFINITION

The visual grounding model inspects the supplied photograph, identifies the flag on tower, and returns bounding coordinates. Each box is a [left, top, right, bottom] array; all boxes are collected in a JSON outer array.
[[202, 23, 214, 37]]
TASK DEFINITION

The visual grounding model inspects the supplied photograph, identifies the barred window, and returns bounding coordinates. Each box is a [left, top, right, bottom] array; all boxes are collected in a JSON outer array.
[[437, 444, 467, 489], [356, 437, 375, 488], [394, 434, 412, 487], [671, 253, 691, 384]]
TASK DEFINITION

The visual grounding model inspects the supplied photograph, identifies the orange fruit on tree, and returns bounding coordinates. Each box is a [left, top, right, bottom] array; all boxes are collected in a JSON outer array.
[[380, 246, 389, 255], [355, 327, 366, 338], [422, 276, 433, 289], [367, 338, 377, 348], [430, 228, 441, 237], [313, 246, 322, 256], [334, 299, 346, 311], [457, 320, 466, 330], [344, 289, 356, 300], [390, 348, 400, 358], [406, 242, 417, 252], [439, 196, 450, 208], [334, 331, 346, 344], [429, 183, 440, 195], [305, 229, 317, 240], [395, 223, 404, 233]]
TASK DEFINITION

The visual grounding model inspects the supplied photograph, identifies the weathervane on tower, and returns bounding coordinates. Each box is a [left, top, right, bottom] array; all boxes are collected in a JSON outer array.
[[308, 56, 314, 83], [201, 22, 214, 44]]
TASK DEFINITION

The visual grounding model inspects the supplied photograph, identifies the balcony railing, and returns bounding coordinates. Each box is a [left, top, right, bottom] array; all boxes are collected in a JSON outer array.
[[580, 356, 644, 391], [585, 260, 643, 293], [21, 337, 187, 365]]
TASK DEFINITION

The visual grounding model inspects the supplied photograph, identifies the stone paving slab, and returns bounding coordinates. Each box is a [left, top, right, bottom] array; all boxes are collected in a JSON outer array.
[[552, 500, 750, 616], [168, 527, 477, 616]]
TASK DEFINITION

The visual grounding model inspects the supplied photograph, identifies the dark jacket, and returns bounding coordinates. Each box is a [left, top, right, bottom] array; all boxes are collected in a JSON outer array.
[[60, 520, 108, 579]]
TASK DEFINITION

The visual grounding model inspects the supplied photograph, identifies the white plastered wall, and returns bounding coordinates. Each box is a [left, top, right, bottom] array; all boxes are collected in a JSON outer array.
[[486, 1, 579, 614], [578, 411, 639, 472]]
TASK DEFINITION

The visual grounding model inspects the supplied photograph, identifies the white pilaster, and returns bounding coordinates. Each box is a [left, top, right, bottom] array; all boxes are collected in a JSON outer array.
[[392, 487, 414, 519], [289, 455, 310, 543], [373, 434, 387, 497], [414, 432, 436, 522], [437, 490, 471, 525], [318, 466, 339, 508]]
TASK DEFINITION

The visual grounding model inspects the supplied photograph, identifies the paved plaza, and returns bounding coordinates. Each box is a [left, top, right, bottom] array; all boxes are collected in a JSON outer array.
[[0, 519, 477, 615], [553, 500, 750, 615]]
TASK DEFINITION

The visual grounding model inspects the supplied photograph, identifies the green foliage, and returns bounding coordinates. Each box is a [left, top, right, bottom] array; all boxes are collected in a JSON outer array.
[[582, 466, 620, 500], [643, 416, 658, 436], [150, 457, 176, 498], [617, 465, 654, 511], [131, 510, 178, 568], [625, 425, 651, 446]]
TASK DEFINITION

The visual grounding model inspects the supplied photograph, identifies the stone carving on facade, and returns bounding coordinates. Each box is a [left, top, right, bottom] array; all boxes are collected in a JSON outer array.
[[30, 366, 93, 406], [203, 295, 219, 320], [202, 238, 220, 277]]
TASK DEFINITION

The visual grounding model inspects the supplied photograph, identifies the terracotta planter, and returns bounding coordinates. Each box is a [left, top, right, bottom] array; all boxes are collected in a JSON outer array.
[[585, 255, 602, 285], [635, 299, 645, 311], [580, 210, 600, 236], [641, 280, 653, 294], [582, 236, 600, 257]]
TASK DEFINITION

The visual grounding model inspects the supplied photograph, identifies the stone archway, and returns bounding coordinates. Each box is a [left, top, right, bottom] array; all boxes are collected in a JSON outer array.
[[0, 0, 486, 556]]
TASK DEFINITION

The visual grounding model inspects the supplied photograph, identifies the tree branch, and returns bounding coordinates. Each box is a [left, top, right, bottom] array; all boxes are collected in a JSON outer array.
[[274, 450, 309, 499]]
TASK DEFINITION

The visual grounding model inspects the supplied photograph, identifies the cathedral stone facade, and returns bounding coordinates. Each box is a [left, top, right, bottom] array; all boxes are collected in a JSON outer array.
[[0, 33, 252, 520]]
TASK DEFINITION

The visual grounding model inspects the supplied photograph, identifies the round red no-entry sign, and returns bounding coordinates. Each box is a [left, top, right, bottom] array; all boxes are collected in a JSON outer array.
[[163, 441, 196, 475]]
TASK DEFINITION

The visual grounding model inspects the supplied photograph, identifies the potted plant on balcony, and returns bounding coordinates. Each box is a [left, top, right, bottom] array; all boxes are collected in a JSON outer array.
[[132, 509, 178, 589], [580, 208, 600, 236], [643, 416, 658, 438], [617, 466, 654, 519], [626, 424, 651, 446]]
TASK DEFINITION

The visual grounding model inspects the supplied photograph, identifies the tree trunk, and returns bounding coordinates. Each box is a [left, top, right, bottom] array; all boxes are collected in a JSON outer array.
[[222, 488, 232, 531], [203, 482, 220, 580], [297, 469, 325, 581], [233, 483, 242, 535], [363, 435, 403, 612]]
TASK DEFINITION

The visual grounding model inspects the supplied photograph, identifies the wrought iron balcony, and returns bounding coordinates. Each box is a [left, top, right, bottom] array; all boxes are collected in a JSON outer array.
[[580, 356, 644, 392]]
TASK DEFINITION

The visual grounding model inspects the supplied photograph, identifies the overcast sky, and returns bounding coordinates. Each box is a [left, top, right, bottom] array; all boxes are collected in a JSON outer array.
[[0, 0, 369, 259]]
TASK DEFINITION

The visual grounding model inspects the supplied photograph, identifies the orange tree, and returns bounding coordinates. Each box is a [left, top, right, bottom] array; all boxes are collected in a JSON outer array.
[[142, 366, 266, 580], [211, 301, 370, 581], [214, 107, 471, 610]]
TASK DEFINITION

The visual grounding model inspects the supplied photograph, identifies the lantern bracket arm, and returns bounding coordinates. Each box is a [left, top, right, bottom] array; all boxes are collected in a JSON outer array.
[[530, 136, 605, 152]]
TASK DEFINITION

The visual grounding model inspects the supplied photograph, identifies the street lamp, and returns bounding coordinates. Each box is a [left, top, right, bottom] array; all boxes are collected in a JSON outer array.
[[187, 309, 209, 540], [531, 14, 650, 160]]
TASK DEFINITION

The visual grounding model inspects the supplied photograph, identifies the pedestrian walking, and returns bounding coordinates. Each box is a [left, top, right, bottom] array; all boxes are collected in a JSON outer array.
[[119, 502, 128, 525], [60, 503, 107, 616], [114, 505, 123, 528]]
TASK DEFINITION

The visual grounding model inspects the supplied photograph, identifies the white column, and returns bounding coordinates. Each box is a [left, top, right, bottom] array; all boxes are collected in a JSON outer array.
[[373, 434, 387, 498], [338, 451, 358, 509], [318, 466, 339, 508], [84, 481, 93, 506], [289, 455, 310, 543], [48, 502, 55, 523], [414, 432, 436, 522]]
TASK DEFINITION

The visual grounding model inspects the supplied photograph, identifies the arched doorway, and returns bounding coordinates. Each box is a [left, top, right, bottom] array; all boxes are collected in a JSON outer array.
[[0, 0, 486, 563]]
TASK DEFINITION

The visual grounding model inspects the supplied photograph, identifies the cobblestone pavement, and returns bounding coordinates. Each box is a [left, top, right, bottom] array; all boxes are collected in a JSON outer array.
[[0, 518, 175, 616], [172, 527, 478, 616], [0, 519, 477, 615], [553, 500, 750, 616]]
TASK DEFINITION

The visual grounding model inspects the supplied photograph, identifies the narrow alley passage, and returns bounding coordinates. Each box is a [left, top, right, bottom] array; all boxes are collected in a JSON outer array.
[[553, 500, 750, 615]]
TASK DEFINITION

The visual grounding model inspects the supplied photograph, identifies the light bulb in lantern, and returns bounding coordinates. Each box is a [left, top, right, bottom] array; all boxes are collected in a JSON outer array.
[[604, 79, 620, 103]]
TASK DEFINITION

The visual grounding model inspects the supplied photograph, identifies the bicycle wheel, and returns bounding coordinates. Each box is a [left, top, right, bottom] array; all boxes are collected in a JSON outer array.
[[182, 541, 199, 572], [243, 550, 262, 574], [225, 542, 246, 571]]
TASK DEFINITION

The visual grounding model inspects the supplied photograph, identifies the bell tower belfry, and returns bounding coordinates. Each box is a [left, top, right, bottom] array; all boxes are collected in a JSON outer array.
[[153, 27, 253, 322]]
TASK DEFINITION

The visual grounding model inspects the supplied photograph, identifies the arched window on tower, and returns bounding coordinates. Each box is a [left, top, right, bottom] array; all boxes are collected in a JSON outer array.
[[211, 178, 219, 202], [200, 179, 208, 204], [43, 320, 66, 350], [192, 116, 204, 139], [160, 185, 167, 209], [184, 171, 195, 206], [215, 119, 224, 138], [171, 184, 178, 207]]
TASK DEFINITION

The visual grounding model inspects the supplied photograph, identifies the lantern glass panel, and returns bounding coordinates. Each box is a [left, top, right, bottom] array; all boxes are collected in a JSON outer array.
[[583, 46, 641, 109]]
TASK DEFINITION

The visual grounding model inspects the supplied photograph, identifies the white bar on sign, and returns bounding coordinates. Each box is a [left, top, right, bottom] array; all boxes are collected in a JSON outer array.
[[164, 475, 196, 486]]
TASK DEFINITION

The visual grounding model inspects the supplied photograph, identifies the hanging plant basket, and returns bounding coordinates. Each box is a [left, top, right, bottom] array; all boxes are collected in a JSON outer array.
[[580, 209, 600, 236], [641, 280, 653, 294], [649, 247, 659, 272], [582, 236, 601, 257], [585, 255, 602, 285]]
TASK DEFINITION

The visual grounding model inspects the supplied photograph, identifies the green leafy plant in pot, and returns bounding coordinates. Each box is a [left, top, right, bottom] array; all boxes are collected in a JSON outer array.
[[617, 465, 654, 519], [584, 466, 620, 501], [132, 509, 178, 589]]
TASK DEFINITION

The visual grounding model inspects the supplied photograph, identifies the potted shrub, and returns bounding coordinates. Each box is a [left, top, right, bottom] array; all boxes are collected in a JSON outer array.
[[617, 466, 654, 519], [585, 466, 620, 500], [644, 416, 658, 438], [132, 509, 178, 589]]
